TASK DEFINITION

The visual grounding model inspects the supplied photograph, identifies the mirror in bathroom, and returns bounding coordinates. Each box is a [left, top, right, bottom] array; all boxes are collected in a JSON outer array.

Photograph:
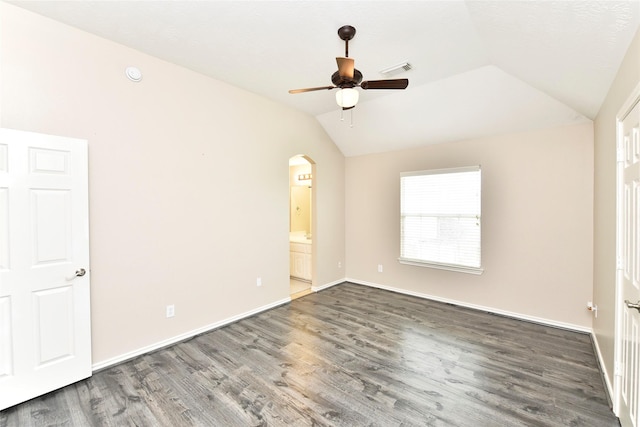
[[290, 185, 311, 236]]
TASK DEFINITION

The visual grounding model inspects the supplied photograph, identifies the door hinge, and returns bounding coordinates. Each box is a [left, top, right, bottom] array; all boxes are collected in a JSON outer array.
[[615, 361, 623, 377], [617, 256, 624, 271], [617, 146, 625, 163]]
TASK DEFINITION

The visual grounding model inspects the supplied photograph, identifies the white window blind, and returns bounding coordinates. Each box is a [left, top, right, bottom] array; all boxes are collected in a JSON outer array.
[[400, 166, 482, 274]]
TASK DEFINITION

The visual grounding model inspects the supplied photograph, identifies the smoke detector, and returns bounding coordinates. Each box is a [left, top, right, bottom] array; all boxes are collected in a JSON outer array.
[[125, 66, 143, 82]]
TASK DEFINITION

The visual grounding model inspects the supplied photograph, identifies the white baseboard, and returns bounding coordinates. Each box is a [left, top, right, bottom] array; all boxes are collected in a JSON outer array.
[[346, 278, 592, 334], [311, 278, 345, 292], [92, 277, 593, 372], [591, 332, 616, 408], [92, 277, 347, 372], [91, 296, 291, 372]]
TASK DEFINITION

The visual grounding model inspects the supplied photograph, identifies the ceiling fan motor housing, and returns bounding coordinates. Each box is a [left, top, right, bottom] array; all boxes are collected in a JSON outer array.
[[332, 69, 362, 87]]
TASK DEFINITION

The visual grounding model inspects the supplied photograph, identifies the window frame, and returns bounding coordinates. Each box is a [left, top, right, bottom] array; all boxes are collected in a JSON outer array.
[[398, 165, 483, 275]]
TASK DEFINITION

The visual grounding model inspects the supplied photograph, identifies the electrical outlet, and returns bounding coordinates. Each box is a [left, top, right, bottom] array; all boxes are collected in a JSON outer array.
[[257, 277, 262, 287], [338, 261, 342, 268], [166, 304, 175, 318], [378, 264, 383, 273]]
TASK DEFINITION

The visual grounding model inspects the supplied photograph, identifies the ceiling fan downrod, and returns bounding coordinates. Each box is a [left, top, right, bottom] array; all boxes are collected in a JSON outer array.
[[338, 25, 356, 57]]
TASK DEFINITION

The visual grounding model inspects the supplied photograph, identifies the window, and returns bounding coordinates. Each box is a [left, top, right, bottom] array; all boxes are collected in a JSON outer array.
[[399, 166, 482, 274]]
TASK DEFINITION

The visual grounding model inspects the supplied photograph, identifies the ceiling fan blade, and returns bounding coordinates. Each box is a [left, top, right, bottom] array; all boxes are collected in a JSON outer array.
[[360, 79, 409, 90], [289, 86, 336, 94], [336, 57, 355, 79]]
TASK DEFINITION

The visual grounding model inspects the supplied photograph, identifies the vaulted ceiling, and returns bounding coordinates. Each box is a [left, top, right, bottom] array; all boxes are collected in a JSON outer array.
[[8, 1, 640, 156]]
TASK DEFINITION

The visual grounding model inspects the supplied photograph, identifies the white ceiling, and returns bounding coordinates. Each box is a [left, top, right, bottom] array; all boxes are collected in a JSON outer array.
[[8, 1, 640, 157]]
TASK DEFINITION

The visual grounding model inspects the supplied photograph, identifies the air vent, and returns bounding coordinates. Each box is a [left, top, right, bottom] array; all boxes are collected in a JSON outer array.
[[379, 62, 412, 77]]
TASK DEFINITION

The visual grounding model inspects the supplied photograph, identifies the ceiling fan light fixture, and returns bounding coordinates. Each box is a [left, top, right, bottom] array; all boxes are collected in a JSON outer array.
[[336, 88, 359, 108]]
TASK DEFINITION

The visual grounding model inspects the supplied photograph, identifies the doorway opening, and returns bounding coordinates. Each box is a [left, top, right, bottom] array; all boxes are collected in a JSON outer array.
[[289, 155, 315, 299]]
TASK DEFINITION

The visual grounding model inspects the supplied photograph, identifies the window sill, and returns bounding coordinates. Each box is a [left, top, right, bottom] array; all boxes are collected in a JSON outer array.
[[398, 258, 484, 275]]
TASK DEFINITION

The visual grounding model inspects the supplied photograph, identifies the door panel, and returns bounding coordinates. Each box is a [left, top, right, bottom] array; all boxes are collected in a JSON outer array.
[[622, 307, 639, 425], [0, 188, 8, 269], [34, 285, 75, 366], [0, 128, 91, 410], [31, 189, 72, 265], [30, 147, 70, 175], [0, 144, 7, 171], [0, 296, 12, 378]]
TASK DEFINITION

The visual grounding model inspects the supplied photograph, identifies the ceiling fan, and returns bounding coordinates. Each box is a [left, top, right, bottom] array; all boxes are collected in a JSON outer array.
[[289, 25, 409, 110]]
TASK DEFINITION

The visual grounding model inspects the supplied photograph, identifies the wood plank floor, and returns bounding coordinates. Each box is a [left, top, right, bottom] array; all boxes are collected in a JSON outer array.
[[1, 282, 619, 426]]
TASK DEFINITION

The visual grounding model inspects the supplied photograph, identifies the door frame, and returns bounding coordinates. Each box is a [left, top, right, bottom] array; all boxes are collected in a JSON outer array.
[[614, 82, 640, 417], [288, 155, 316, 291]]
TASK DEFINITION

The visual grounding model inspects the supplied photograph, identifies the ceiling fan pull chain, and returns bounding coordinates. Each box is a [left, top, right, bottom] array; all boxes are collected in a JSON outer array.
[[340, 108, 344, 121], [350, 109, 354, 128]]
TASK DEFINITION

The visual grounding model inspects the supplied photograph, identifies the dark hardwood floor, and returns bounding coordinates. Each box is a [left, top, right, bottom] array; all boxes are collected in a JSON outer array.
[[1, 282, 619, 426]]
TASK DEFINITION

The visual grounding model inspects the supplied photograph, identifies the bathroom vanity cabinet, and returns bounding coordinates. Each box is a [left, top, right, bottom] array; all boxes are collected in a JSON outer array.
[[290, 242, 312, 282]]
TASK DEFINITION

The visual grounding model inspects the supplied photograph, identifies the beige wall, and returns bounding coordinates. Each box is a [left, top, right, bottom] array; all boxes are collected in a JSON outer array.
[[0, 3, 345, 365], [346, 122, 594, 328], [593, 27, 640, 389], [4, 0, 633, 375]]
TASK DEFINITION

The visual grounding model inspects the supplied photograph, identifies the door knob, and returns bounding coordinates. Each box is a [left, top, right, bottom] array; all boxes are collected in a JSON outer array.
[[75, 268, 86, 277], [625, 300, 640, 313]]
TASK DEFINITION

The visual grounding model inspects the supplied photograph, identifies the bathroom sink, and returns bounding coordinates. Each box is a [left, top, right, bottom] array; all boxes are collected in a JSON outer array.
[[290, 236, 312, 244]]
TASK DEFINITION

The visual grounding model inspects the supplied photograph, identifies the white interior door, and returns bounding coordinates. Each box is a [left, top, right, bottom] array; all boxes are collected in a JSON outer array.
[[0, 128, 91, 410], [617, 92, 640, 427]]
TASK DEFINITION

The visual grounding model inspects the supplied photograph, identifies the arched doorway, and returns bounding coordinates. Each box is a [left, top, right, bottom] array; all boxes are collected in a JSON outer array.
[[289, 155, 314, 299]]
